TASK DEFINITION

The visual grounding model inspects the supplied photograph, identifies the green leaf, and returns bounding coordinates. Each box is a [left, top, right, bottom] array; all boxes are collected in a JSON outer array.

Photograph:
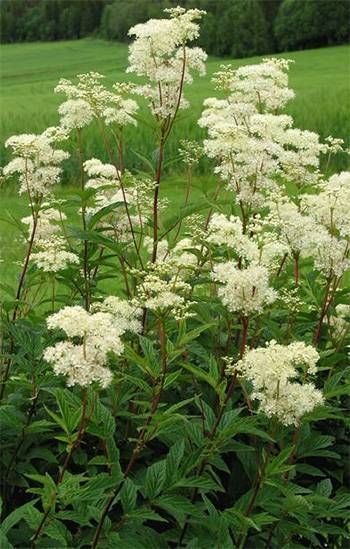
[[175, 323, 214, 348], [315, 478, 333, 498], [89, 400, 116, 439], [0, 529, 14, 549], [180, 363, 220, 392], [145, 460, 166, 499], [120, 478, 138, 513], [78, 474, 118, 502], [173, 475, 223, 492], [1, 501, 38, 534], [154, 494, 204, 526], [165, 440, 185, 487], [265, 447, 294, 477], [0, 406, 23, 431]]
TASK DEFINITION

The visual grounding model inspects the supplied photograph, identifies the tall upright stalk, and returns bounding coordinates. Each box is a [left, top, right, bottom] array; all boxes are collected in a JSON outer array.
[[76, 129, 91, 311]]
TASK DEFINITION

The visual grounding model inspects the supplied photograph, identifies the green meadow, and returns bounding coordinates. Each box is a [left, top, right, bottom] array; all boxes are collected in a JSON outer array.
[[0, 39, 349, 285], [1, 39, 350, 169]]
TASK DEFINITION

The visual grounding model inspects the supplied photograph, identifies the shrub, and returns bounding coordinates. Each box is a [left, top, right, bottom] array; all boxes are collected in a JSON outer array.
[[0, 7, 349, 548]]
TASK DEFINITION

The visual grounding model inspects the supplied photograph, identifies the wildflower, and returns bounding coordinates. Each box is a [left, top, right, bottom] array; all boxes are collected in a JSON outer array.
[[212, 58, 295, 111], [227, 341, 323, 426], [302, 171, 350, 238], [31, 236, 79, 273], [3, 133, 68, 197], [329, 304, 350, 340], [207, 213, 259, 263], [44, 300, 139, 387], [127, 7, 207, 119], [135, 263, 193, 320], [179, 140, 203, 166], [212, 263, 277, 315], [55, 73, 138, 129]]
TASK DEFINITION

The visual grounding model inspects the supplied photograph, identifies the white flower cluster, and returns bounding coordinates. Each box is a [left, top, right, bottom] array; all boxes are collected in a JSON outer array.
[[3, 131, 68, 197], [329, 304, 350, 340], [212, 262, 277, 315], [91, 295, 142, 335], [179, 140, 203, 166], [267, 187, 350, 278], [55, 73, 138, 130], [227, 341, 324, 426], [135, 261, 194, 320], [207, 213, 258, 263], [44, 298, 140, 387], [302, 171, 350, 238], [199, 60, 323, 209], [127, 7, 207, 119], [84, 161, 157, 243], [144, 236, 198, 273], [212, 58, 295, 111], [84, 158, 122, 213], [22, 206, 79, 273]]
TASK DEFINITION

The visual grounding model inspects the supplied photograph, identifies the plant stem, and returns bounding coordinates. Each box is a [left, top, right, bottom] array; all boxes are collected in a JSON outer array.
[[98, 120, 144, 269], [313, 275, 336, 345], [293, 252, 300, 286], [77, 129, 91, 311], [152, 133, 166, 263]]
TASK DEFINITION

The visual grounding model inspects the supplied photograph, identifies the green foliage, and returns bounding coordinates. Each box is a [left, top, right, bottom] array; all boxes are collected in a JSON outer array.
[[275, 0, 350, 51], [0, 10, 349, 548], [0, 0, 108, 43]]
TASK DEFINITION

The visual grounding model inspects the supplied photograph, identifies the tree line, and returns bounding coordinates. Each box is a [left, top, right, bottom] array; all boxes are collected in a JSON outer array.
[[1, 0, 349, 57]]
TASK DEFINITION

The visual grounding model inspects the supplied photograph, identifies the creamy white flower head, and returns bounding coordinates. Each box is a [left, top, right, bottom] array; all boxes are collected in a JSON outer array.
[[302, 171, 350, 238], [91, 295, 142, 334], [329, 304, 350, 340], [144, 236, 169, 261], [212, 262, 277, 315], [212, 57, 295, 111], [22, 207, 64, 242], [44, 341, 113, 388], [179, 139, 203, 166], [267, 199, 319, 255], [31, 236, 79, 273], [84, 158, 119, 181], [168, 238, 199, 270], [58, 99, 94, 130], [135, 263, 193, 319], [127, 7, 207, 119], [226, 340, 323, 426], [308, 232, 349, 278], [3, 132, 68, 197], [55, 72, 138, 128], [321, 135, 346, 155], [45, 302, 138, 388], [257, 381, 324, 427], [207, 213, 259, 262]]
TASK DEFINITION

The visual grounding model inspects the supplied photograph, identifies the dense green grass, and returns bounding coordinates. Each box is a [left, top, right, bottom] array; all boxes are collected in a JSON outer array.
[[0, 40, 349, 286], [1, 39, 350, 173]]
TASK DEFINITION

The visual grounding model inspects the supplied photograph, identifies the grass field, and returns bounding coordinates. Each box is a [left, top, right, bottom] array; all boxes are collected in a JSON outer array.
[[1, 39, 350, 172], [0, 40, 349, 287]]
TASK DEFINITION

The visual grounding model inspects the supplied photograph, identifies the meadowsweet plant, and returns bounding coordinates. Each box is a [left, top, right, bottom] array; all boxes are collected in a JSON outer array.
[[0, 8, 349, 549]]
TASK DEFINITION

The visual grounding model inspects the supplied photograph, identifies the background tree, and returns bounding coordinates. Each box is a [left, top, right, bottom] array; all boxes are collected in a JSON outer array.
[[274, 0, 350, 51]]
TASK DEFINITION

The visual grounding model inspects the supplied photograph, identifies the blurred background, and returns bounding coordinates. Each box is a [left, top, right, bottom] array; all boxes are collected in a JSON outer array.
[[1, 0, 349, 57]]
